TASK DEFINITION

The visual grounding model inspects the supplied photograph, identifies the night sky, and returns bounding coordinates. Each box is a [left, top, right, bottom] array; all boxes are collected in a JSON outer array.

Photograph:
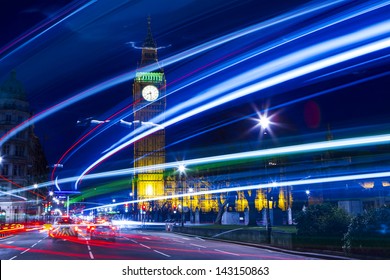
[[1, 0, 389, 194]]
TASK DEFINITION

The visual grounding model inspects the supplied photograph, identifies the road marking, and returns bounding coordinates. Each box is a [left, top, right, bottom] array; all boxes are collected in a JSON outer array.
[[20, 248, 30, 255], [181, 237, 190, 240], [89, 251, 94, 259], [9, 256, 17, 260], [6, 241, 14, 244], [142, 237, 151, 240], [190, 243, 207, 248], [173, 239, 184, 243], [195, 237, 205, 241], [212, 228, 243, 238], [154, 250, 171, 258], [85, 240, 94, 259], [140, 243, 151, 249], [31, 242, 38, 247], [214, 249, 240, 256]]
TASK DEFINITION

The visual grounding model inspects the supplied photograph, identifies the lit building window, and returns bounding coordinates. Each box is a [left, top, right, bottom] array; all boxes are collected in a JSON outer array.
[[146, 185, 153, 196]]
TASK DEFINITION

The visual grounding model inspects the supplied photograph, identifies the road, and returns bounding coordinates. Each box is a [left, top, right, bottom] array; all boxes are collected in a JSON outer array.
[[0, 227, 317, 260]]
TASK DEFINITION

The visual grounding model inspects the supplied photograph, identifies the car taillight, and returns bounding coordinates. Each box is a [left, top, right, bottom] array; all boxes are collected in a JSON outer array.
[[111, 226, 116, 230]]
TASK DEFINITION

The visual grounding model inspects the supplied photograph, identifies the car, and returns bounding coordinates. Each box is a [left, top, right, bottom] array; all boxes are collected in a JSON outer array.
[[90, 223, 117, 242], [48, 216, 79, 240]]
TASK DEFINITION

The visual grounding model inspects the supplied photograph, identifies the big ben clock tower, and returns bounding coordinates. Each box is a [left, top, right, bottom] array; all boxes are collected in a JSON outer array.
[[132, 17, 166, 209]]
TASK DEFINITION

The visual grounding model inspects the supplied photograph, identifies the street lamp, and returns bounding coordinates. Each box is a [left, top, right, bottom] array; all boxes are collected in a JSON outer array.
[[258, 114, 273, 243], [305, 189, 311, 208], [189, 187, 194, 223], [178, 164, 186, 227]]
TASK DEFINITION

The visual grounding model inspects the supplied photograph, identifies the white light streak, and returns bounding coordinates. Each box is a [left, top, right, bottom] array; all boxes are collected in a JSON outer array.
[[0, 0, 337, 146], [77, 31, 390, 188], [2, 132, 388, 196], [85, 170, 390, 211]]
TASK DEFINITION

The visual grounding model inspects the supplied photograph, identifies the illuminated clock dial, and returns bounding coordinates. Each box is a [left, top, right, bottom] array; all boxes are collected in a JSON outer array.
[[142, 85, 159, 101]]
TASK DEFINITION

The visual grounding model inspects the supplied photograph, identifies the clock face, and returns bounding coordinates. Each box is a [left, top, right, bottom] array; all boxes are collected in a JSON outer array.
[[142, 85, 159, 101]]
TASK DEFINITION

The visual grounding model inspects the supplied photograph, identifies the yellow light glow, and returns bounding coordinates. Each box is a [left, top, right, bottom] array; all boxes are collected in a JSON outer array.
[[360, 182, 374, 189], [146, 185, 153, 196]]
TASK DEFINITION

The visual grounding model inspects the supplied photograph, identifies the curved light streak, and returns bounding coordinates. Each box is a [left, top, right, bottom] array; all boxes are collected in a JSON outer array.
[[103, 1, 390, 153], [106, 17, 390, 152], [84, 170, 390, 211], [74, 132, 390, 189], [0, 0, 98, 60], [4, 130, 390, 197], [76, 32, 390, 188], [53, 0, 355, 167], [0, 0, 342, 146], [0, 190, 27, 201]]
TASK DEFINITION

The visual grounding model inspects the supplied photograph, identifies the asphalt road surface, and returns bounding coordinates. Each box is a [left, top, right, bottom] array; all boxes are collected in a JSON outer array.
[[0, 228, 317, 260]]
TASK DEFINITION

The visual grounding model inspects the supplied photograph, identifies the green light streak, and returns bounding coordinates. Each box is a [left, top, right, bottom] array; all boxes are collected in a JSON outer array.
[[69, 178, 131, 204]]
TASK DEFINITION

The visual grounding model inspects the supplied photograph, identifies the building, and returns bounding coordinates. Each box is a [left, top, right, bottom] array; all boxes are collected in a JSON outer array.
[[0, 70, 48, 223], [130, 18, 290, 223], [132, 17, 166, 211], [129, 18, 389, 224]]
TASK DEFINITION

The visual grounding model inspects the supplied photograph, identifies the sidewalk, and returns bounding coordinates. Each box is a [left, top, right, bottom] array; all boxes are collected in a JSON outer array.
[[171, 224, 356, 260]]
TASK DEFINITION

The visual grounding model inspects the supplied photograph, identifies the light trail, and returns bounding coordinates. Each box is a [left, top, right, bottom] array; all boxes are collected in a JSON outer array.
[[76, 27, 390, 188], [2, 0, 378, 192], [84, 170, 390, 211], [2, 131, 390, 197], [50, 99, 141, 181], [0, 0, 341, 146], [2, 1, 388, 193], [0, 190, 27, 201], [143, 70, 390, 155], [0, 0, 98, 61], [105, 0, 390, 153], [307, 53, 390, 82], [105, 14, 390, 154], [52, 0, 354, 162]]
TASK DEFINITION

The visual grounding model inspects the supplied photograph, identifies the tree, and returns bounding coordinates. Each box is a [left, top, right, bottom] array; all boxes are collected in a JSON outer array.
[[244, 190, 258, 226], [343, 206, 390, 258], [214, 193, 228, 224], [295, 203, 351, 249]]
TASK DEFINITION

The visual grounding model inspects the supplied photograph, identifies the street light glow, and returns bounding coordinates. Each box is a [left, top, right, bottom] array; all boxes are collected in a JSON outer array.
[[259, 115, 270, 129], [178, 164, 186, 174]]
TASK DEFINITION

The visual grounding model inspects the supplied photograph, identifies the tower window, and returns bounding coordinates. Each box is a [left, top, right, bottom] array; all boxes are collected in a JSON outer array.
[[13, 165, 24, 176], [1, 164, 9, 176], [2, 144, 10, 155], [15, 146, 25, 157]]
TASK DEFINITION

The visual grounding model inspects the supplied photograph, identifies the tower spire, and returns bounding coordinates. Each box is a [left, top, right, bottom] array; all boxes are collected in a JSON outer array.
[[143, 15, 156, 49]]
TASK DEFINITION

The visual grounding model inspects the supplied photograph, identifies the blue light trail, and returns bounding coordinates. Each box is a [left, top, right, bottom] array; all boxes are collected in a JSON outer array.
[[83, 170, 390, 211], [2, 132, 389, 197], [76, 26, 390, 188], [0, 0, 342, 146]]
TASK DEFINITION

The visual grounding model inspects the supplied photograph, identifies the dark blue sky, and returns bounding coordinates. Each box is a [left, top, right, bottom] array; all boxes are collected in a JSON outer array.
[[1, 0, 389, 190]]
